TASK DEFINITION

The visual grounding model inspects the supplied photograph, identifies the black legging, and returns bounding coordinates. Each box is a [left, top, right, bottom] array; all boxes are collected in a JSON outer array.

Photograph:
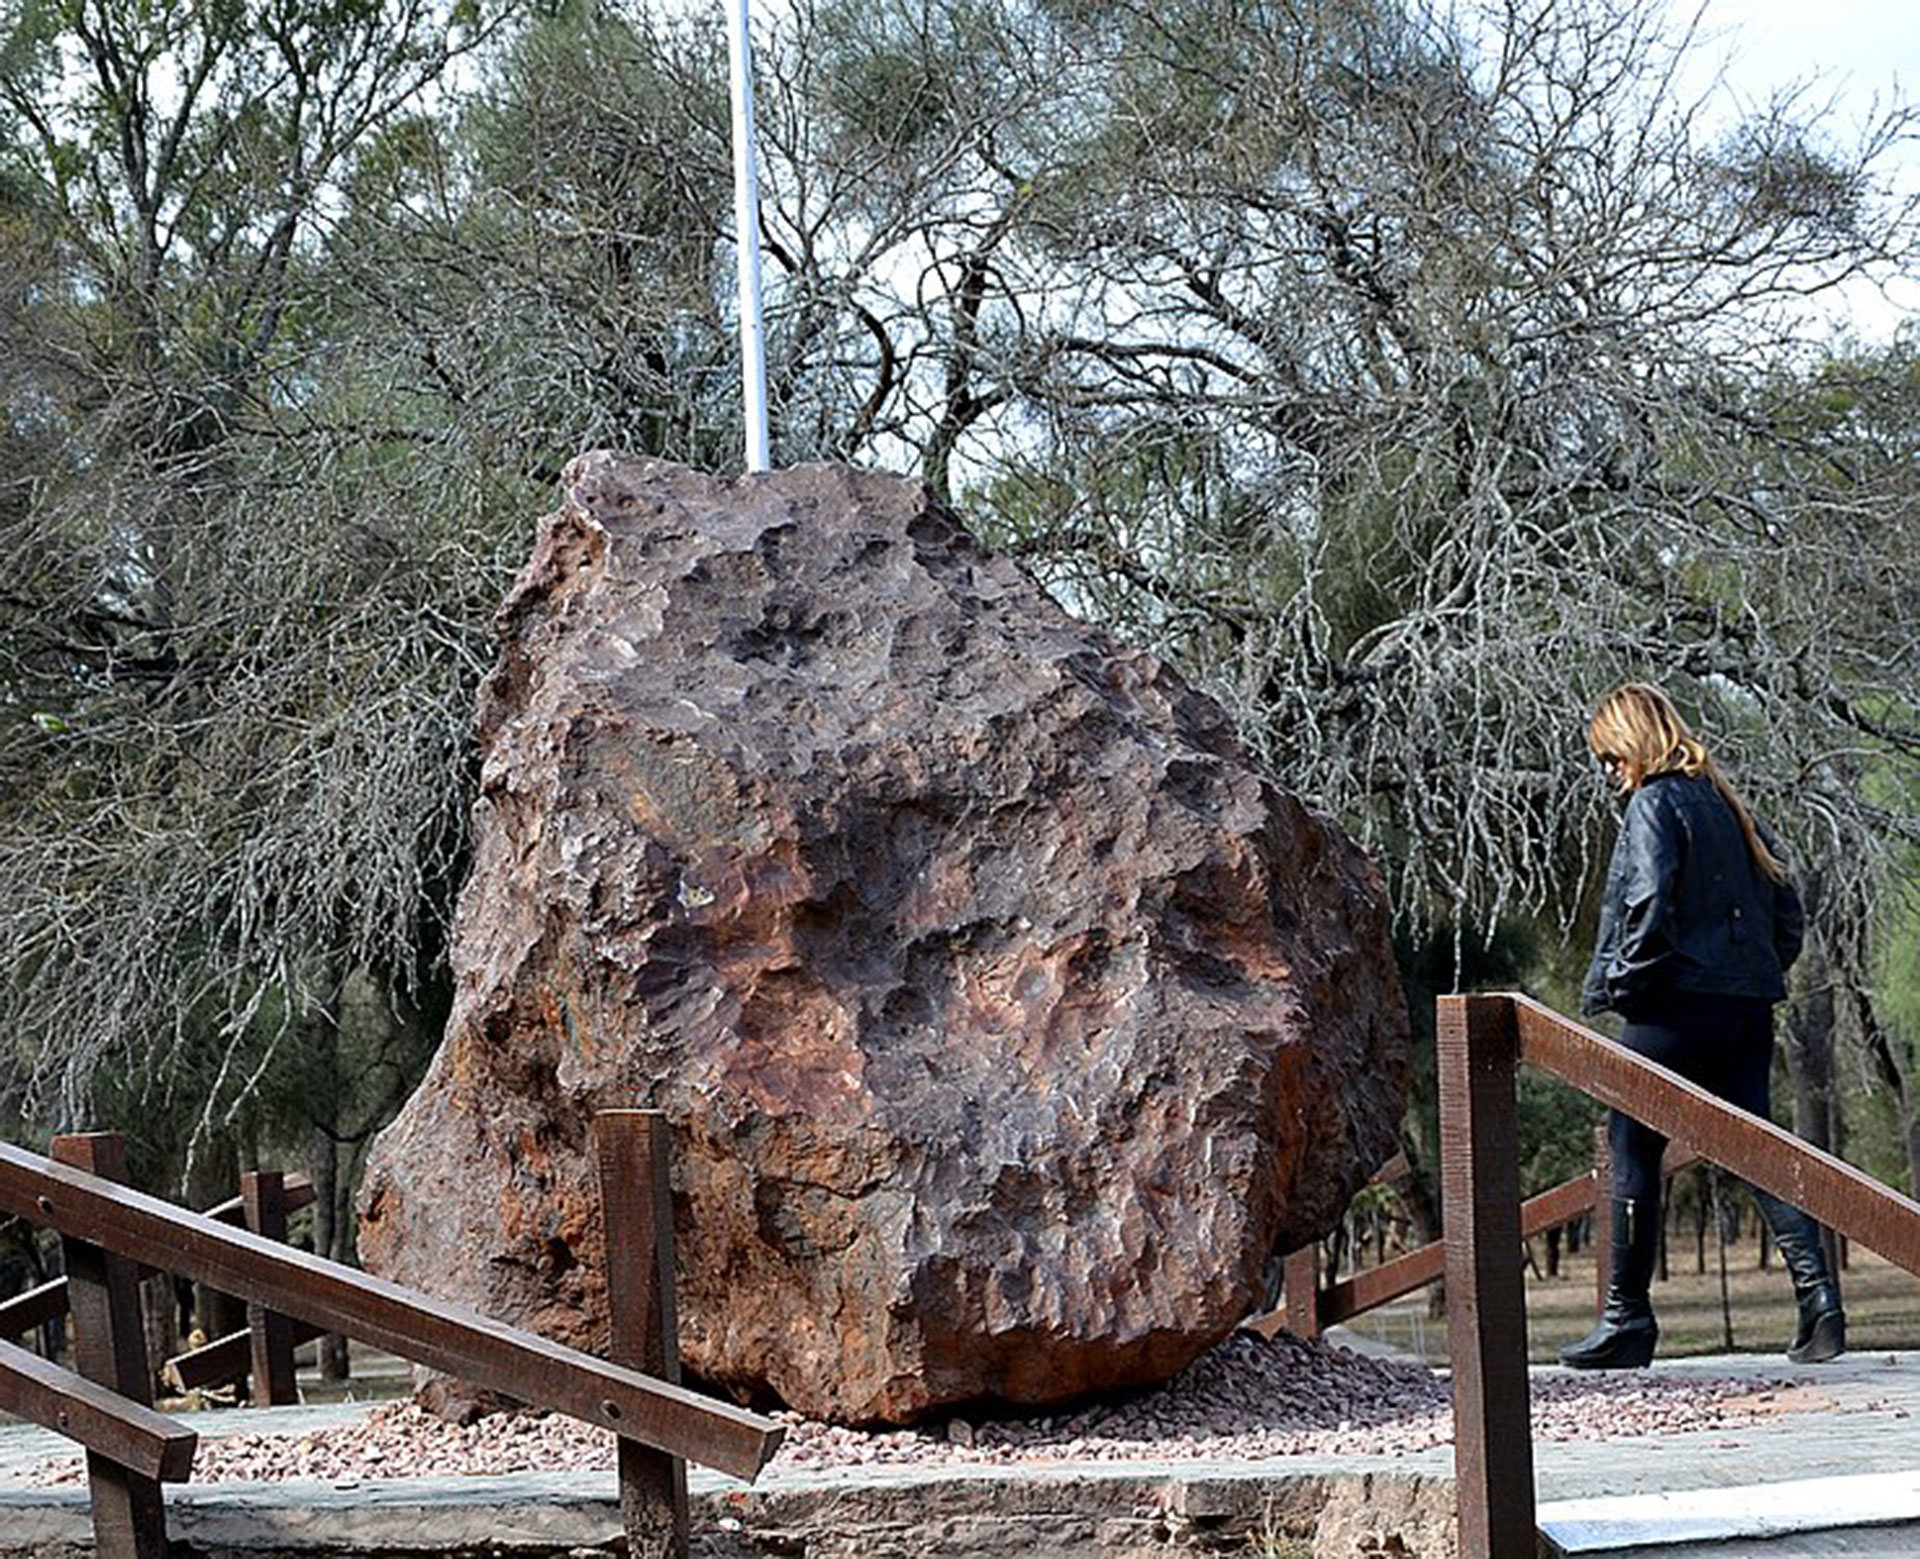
[[1610, 990, 1775, 1203]]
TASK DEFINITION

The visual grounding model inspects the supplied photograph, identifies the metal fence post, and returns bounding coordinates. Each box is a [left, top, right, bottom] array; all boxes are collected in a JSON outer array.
[[239, 1171, 299, 1405], [50, 1133, 169, 1559], [1437, 996, 1537, 1558], [595, 1109, 690, 1558]]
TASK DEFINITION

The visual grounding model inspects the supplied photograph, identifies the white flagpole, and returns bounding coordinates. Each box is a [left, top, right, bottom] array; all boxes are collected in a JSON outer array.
[[726, 0, 771, 473]]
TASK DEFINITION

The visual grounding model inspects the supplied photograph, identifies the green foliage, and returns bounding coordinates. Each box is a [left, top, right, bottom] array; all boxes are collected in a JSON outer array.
[[1881, 899, 1920, 1063], [1394, 917, 1542, 1211], [1517, 1071, 1601, 1197], [1706, 120, 1865, 239]]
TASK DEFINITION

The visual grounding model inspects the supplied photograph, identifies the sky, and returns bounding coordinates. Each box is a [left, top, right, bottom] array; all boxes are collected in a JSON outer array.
[[1686, 0, 1914, 110], [1682, 0, 1917, 340]]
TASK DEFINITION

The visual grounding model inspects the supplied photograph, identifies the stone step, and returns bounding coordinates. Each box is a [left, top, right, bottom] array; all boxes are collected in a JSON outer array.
[[1538, 1469, 1920, 1555]]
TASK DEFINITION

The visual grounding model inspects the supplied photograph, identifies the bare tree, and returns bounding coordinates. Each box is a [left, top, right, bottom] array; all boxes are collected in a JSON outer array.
[[0, 0, 521, 1181], [2, 0, 1912, 1196], [744, 0, 1918, 947]]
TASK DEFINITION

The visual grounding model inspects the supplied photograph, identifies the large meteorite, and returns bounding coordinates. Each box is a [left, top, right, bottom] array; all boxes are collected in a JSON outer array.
[[359, 453, 1407, 1424]]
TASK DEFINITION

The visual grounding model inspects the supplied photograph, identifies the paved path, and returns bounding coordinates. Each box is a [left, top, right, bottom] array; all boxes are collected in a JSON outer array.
[[1532, 1352, 1920, 1554], [1, 1350, 1915, 1554]]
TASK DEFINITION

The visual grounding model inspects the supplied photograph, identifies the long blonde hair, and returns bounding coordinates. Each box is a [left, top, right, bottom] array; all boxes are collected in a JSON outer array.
[[1588, 683, 1787, 881]]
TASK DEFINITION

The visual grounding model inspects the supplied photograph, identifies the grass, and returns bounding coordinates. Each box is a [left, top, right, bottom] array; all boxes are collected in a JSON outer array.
[[1332, 1239, 1920, 1366]]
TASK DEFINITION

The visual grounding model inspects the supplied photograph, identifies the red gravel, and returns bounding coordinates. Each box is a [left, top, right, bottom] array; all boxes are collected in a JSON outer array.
[[26, 1331, 1802, 1488]]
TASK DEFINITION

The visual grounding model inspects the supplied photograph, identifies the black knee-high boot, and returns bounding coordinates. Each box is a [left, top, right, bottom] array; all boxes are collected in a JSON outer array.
[[1752, 1189, 1847, 1363], [1560, 1197, 1661, 1369]]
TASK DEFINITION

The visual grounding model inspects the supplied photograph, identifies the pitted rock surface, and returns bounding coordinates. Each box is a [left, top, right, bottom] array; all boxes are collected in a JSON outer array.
[[358, 454, 1407, 1424]]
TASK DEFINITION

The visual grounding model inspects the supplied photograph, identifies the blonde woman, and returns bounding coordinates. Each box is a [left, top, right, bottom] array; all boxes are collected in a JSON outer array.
[[1562, 683, 1845, 1370]]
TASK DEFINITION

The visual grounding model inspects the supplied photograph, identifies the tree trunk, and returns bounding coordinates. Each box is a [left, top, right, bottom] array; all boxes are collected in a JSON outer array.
[[303, 976, 354, 1381], [1395, 1145, 1447, 1319], [1786, 888, 1837, 1159], [308, 1118, 351, 1380], [140, 1272, 175, 1396], [1849, 983, 1920, 1198]]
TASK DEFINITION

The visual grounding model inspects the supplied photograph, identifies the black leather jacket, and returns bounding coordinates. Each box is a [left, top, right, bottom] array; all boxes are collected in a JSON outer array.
[[1582, 772, 1804, 1016]]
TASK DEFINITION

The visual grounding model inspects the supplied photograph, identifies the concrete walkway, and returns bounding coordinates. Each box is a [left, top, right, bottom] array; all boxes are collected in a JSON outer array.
[[1, 1350, 1915, 1555], [1532, 1351, 1920, 1555]]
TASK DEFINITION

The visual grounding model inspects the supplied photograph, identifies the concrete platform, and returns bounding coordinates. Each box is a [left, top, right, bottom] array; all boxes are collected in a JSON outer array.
[[1538, 1469, 1920, 1553], [1, 1350, 1914, 1556]]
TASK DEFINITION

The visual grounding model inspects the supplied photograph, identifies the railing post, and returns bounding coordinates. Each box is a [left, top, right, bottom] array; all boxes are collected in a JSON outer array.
[[202, 1280, 249, 1393], [1591, 1123, 1613, 1318], [50, 1132, 169, 1559], [239, 1171, 299, 1405], [594, 1110, 690, 1559], [1437, 996, 1537, 1558], [1282, 1246, 1320, 1339]]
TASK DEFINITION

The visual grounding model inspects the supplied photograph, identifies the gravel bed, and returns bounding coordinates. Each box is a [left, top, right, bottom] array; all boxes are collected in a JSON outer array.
[[27, 1332, 1804, 1487]]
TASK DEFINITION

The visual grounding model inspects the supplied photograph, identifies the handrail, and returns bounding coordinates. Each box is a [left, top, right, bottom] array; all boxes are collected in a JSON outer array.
[[1, 1171, 319, 1395], [1249, 1146, 1697, 1340], [164, 1315, 327, 1393], [1438, 993, 1920, 1558], [0, 1336, 196, 1482], [1316, 1152, 1699, 1329], [1510, 994, 1920, 1268], [2, 1115, 778, 1559], [201, 1173, 317, 1228], [0, 1277, 71, 1340], [0, 1139, 780, 1484]]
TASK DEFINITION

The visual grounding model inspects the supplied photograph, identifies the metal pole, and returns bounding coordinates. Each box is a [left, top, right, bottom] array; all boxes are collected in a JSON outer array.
[[725, 0, 771, 472]]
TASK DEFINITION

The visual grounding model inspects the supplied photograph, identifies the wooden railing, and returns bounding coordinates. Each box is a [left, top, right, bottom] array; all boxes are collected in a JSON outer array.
[[1, 1169, 319, 1404], [1251, 1141, 1701, 1343], [0, 1111, 781, 1559], [1439, 993, 1920, 1557]]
